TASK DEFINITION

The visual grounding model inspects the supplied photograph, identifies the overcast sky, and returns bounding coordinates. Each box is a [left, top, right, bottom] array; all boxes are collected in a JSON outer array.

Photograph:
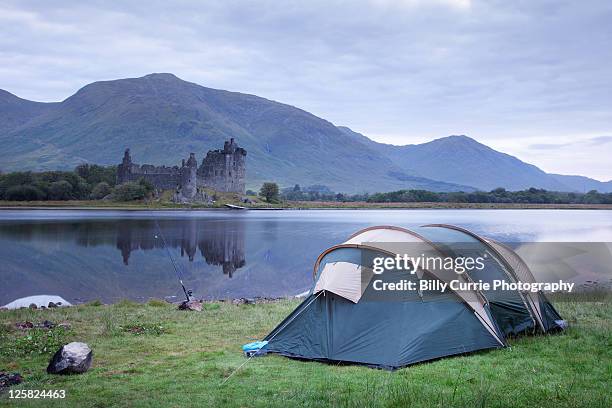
[[1, 0, 610, 180]]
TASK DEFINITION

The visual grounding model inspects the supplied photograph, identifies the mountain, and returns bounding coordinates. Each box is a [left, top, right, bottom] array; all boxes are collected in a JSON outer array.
[[0, 90, 56, 134], [338, 127, 611, 192], [0, 73, 472, 193], [380, 135, 571, 191], [0, 73, 609, 193]]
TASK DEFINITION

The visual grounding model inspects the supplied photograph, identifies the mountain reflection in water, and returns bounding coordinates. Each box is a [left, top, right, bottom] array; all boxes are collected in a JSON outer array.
[[0, 214, 328, 304], [0, 209, 610, 305]]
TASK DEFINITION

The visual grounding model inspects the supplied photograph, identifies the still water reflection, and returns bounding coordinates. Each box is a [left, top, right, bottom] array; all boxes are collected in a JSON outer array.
[[1, 209, 610, 305]]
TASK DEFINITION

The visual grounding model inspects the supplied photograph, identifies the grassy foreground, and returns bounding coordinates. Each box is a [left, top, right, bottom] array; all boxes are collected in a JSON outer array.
[[0, 300, 610, 407]]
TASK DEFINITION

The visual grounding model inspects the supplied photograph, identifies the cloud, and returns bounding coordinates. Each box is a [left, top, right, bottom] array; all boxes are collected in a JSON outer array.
[[0, 0, 610, 179], [530, 135, 612, 150], [518, 135, 612, 181], [529, 142, 573, 150], [368, 0, 472, 10], [588, 136, 612, 146]]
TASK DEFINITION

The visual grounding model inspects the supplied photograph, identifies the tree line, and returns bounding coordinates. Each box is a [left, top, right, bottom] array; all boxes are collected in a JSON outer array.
[[279, 185, 612, 204], [365, 187, 612, 204], [1, 168, 611, 205], [0, 165, 154, 202]]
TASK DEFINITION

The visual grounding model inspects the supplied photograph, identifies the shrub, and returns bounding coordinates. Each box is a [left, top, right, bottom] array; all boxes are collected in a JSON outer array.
[[112, 182, 147, 201], [137, 178, 155, 195], [48, 180, 74, 200], [259, 182, 280, 203], [75, 164, 117, 186], [0, 172, 32, 199], [4, 185, 45, 201], [74, 181, 92, 199], [90, 182, 112, 199]]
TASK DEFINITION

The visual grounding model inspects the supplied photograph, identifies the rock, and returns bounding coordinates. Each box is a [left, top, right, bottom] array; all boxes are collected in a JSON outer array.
[[29, 303, 38, 309], [232, 297, 256, 305], [178, 300, 203, 311], [37, 320, 56, 329], [48, 302, 58, 308], [15, 321, 34, 330], [15, 320, 60, 330], [57, 321, 72, 330], [0, 372, 23, 390], [3, 295, 71, 310], [47, 342, 93, 375]]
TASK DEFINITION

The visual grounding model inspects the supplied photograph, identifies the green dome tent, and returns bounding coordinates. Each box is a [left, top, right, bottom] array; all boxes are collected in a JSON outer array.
[[416, 224, 565, 334], [263, 225, 565, 369]]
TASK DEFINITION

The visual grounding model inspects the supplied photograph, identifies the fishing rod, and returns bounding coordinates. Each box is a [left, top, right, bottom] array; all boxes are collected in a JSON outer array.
[[154, 219, 192, 302]]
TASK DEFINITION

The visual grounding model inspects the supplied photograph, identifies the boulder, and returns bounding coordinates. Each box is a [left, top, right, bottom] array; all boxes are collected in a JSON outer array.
[[0, 372, 23, 390], [47, 342, 93, 375], [48, 302, 58, 308], [178, 300, 203, 311], [28, 303, 38, 309]]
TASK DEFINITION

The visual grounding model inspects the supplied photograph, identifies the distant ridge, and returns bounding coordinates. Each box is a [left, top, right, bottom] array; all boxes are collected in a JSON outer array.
[[0, 89, 56, 134], [0, 73, 609, 193], [337, 128, 611, 192]]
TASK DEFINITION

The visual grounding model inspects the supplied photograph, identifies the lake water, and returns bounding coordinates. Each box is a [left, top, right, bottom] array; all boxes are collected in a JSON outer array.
[[1, 209, 611, 305]]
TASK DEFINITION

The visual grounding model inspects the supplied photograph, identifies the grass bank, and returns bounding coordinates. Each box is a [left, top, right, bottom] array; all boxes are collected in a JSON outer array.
[[0, 299, 610, 407], [283, 201, 612, 210], [1, 200, 611, 210]]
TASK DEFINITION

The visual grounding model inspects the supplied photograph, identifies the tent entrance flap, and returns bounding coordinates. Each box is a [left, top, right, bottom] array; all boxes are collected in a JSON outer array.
[[314, 262, 373, 303]]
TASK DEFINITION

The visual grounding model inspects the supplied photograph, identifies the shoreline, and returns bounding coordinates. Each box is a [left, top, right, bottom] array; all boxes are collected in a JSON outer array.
[[1, 201, 612, 211], [3, 289, 607, 310]]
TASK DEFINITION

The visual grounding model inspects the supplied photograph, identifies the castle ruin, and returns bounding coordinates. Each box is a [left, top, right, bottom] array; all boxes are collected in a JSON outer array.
[[117, 139, 246, 202]]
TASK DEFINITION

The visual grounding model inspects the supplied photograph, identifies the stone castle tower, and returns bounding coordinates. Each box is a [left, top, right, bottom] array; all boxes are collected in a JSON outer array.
[[197, 138, 246, 194], [116, 139, 247, 201], [179, 153, 198, 200]]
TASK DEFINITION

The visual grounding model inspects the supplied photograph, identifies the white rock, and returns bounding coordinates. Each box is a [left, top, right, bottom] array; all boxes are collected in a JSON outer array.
[[47, 342, 93, 375], [3, 295, 71, 310]]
